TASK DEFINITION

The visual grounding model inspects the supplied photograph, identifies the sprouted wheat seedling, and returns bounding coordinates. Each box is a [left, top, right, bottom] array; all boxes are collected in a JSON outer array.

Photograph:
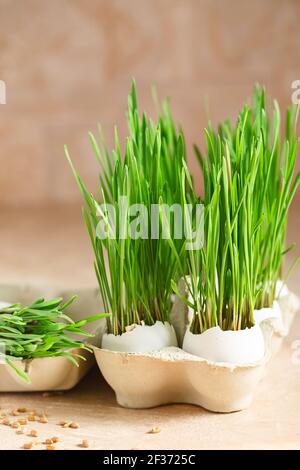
[[186, 85, 300, 333], [0, 296, 107, 381], [66, 81, 195, 335]]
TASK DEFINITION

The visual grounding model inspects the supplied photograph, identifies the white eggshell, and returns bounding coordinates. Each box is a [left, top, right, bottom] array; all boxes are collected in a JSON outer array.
[[275, 280, 290, 299], [253, 300, 282, 325], [101, 321, 178, 353], [182, 324, 265, 365], [0, 301, 11, 309]]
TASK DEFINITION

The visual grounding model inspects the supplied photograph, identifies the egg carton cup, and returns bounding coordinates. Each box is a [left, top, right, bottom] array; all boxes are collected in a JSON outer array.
[[93, 345, 267, 413], [93, 283, 299, 413], [170, 280, 300, 355], [0, 281, 105, 392], [93, 320, 270, 413]]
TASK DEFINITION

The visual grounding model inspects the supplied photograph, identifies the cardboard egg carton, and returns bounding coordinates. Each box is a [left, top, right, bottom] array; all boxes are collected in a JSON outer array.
[[93, 287, 299, 413], [0, 282, 105, 392]]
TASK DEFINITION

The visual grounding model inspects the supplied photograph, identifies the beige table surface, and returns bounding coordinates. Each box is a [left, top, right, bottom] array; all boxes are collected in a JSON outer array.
[[0, 204, 300, 450]]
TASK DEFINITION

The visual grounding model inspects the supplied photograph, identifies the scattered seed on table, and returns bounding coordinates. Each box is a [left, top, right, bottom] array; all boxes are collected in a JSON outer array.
[[18, 418, 28, 425], [28, 429, 38, 437], [46, 445, 56, 450], [16, 429, 24, 435], [11, 422, 20, 429], [44, 438, 53, 445], [22, 442, 33, 450], [2, 418, 11, 426], [51, 437, 59, 443], [147, 426, 161, 434], [69, 422, 79, 429], [80, 439, 89, 448], [17, 407, 28, 413], [58, 420, 67, 426], [39, 416, 48, 424]]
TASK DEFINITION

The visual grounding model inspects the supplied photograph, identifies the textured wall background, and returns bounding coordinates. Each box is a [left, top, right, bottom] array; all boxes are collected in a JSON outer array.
[[0, 0, 300, 207]]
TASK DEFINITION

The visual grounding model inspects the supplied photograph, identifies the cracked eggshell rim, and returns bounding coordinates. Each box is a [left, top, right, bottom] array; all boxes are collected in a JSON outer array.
[[253, 282, 300, 336], [276, 281, 300, 316], [253, 300, 282, 325], [182, 324, 265, 365], [101, 321, 178, 353], [0, 301, 11, 309], [276, 280, 290, 298]]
